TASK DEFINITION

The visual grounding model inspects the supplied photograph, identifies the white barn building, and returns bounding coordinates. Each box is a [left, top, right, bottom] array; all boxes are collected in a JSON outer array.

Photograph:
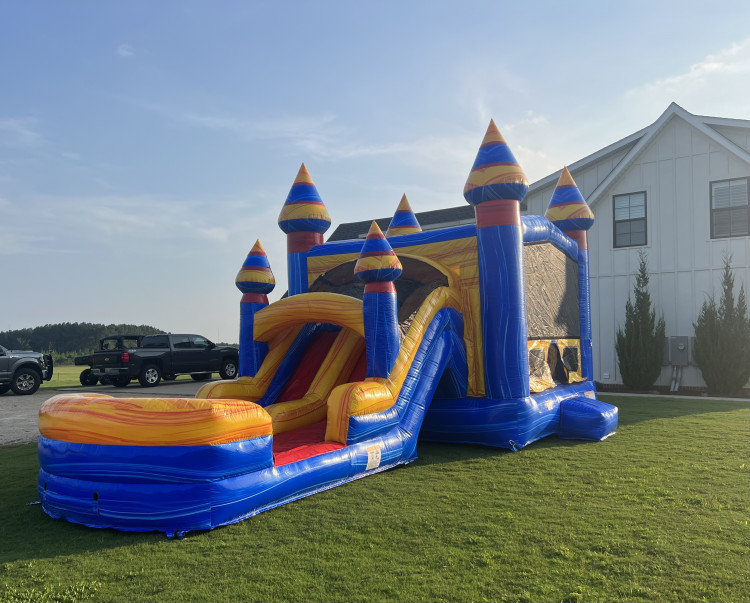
[[330, 103, 750, 391]]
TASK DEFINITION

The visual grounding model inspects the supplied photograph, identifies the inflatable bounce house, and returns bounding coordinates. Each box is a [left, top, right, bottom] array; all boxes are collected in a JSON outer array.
[[37, 121, 618, 535]]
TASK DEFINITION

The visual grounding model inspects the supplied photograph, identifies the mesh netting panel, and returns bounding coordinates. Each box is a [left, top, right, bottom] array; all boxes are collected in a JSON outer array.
[[524, 242, 580, 339]]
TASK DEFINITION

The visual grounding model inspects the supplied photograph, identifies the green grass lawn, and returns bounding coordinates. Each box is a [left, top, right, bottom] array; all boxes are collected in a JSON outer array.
[[1, 395, 748, 602], [42, 365, 196, 389], [41, 365, 83, 389]]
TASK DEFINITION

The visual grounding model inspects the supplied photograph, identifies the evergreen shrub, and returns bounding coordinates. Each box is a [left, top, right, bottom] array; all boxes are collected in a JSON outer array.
[[694, 255, 750, 396], [615, 250, 666, 390]]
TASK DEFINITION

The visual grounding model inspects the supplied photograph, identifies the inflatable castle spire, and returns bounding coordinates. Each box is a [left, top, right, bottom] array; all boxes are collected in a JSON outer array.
[[278, 164, 331, 296], [545, 167, 595, 379], [235, 239, 275, 377], [386, 194, 422, 237], [354, 221, 403, 378], [464, 120, 530, 399]]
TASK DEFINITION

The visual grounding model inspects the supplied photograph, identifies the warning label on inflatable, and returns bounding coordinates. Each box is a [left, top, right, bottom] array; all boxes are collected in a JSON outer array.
[[366, 444, 382, 470]]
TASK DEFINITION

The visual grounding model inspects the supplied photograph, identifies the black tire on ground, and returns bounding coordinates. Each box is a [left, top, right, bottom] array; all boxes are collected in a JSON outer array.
[[139, 364, 162, 387], [163, 374, 176, 381], [11, 368, 41, 395], [111, 376, 131, 387], [191, 372, 212, 382], [219, 358, 238, 380], [0, 384, 11, 395], [79, 369, 98, 386]]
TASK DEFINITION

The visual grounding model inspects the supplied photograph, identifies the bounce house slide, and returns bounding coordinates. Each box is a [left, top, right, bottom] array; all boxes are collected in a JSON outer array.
[[37, 287, 466, 534], [37, 119, 619, 536]]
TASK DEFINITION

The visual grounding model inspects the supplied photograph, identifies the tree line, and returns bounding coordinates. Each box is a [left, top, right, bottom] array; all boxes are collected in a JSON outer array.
[[0, 323, 164, 365]]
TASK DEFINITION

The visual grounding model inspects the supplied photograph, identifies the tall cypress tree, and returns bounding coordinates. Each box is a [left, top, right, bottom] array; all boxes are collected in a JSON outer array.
[[694, 255, 750, 396], [615, 250, 666, 389]]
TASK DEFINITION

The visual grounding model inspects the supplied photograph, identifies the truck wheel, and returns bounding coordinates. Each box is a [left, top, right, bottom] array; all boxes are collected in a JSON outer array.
[[11, 368, 41, 395], [191, 372, 212, 382], [79, 369, 98, 386], [111, 376, 130, 387], [0, 384, 10, 395], [219, 359, 238, 380], [139, 364, 162, 387]]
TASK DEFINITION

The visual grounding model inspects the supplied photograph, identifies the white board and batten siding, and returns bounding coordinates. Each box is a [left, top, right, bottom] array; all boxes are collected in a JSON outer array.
[[523, 105, 750, 388]]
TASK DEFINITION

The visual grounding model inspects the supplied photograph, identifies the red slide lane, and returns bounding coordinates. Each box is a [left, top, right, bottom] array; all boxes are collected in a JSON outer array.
[[272, 331, 368, 466]]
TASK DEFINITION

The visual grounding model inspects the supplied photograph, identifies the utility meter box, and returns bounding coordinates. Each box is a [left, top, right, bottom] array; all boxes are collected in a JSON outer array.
[[670, 336, 690, 366]]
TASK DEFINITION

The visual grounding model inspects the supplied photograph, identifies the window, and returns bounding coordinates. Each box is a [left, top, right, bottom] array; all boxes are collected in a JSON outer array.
[[191, 336, 212, 349], [711, 178, 749, 239], [142, 335, 168, 348], [172, 335, 191, 349], [613, 192, 647, 248]]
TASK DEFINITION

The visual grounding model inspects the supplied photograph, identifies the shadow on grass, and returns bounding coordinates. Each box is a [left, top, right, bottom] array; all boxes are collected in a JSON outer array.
[[414, 430, 604, 469]]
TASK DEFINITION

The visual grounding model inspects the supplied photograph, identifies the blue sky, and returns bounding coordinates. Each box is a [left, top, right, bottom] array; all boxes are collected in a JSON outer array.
[[2, 1, 749, 344]]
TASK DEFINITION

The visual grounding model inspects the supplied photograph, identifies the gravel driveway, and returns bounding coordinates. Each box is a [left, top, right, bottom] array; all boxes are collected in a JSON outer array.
[[0, 380, 213, 446]]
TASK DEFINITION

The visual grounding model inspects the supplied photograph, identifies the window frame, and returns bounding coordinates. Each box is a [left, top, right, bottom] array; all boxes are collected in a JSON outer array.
[[710, 177, 750, 240], [612, 191, 648, 249]]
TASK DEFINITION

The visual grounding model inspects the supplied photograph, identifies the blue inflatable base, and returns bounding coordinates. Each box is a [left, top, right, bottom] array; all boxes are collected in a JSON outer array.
[[38, 428, 413, 536], [559, 396, 618, 441], [420, 381, 615, 450]]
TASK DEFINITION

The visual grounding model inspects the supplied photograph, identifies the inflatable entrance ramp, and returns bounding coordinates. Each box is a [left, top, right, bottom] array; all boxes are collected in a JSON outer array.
[[38, 122, 617, 534]]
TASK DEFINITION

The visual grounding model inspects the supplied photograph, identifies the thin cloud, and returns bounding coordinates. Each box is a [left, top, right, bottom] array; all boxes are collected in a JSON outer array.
[[503, 111, 550, 132], [623, 38, 750, 117], [0, 117, 43, 148], [131, 99, 507, 172], [117, 44, 135, 58], [462, 63, 532, 126], [646, 39, 750, 88], [177, 110, 338, 143], [132, 99, 343, 158], [2, 192, 251, 258], [196, 226, 231, 243], [133, 100, 481, 169]]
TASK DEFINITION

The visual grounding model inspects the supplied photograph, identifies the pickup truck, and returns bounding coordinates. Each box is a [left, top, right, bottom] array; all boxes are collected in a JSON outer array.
[[75, 334, 146, 386], [0, 344, 54, 395], [91, 334, 239, 387]]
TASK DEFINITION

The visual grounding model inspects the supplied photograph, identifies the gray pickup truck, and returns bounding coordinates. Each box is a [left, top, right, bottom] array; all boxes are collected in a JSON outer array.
[[91, 333, 239, 387], [0, 344, 54, 395]]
